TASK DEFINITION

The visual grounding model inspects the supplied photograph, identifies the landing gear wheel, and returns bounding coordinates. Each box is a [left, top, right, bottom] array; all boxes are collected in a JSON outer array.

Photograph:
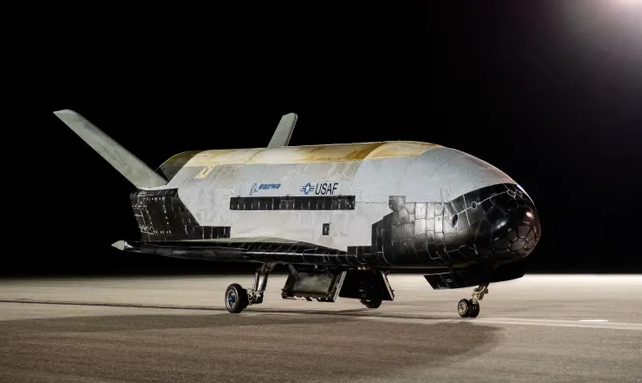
[[225, 283, 249, 313], [458, 298, 471, 317], [360, 298, 382, 309], [458, 299, 480, 318], [469, 302, 480, 318], [458, 284, 488, 318]]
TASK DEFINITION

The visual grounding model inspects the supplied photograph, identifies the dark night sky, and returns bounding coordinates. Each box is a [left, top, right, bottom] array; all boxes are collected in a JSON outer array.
[[10, 1, 642, 275]]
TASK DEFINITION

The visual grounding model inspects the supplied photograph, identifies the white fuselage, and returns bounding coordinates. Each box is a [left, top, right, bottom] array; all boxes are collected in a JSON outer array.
[[150, 141, 516, 251]]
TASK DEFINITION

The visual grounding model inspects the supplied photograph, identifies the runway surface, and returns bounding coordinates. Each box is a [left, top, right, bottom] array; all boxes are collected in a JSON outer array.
[[1, 274, 641, 383]]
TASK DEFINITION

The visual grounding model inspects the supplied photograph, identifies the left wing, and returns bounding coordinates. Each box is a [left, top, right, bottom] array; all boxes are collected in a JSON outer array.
[[111, 237, 366, 267]]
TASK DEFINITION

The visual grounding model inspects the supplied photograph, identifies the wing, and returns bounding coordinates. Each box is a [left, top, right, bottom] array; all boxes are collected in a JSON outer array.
[[111, 237, 364, 267]]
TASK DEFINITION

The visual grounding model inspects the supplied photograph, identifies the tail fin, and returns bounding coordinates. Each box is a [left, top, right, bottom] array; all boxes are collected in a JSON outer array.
[[267, 113, 298, 148], [54, 109, 167, 190]]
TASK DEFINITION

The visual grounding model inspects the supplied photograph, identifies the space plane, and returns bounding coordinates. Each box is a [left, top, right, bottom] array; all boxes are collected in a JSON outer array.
[[54, 109, 541, 318]]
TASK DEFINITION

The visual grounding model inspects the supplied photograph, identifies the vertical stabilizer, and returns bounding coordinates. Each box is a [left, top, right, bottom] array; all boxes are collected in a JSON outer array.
[[267, 113, 298, 148], [54, 109, 167, 189]]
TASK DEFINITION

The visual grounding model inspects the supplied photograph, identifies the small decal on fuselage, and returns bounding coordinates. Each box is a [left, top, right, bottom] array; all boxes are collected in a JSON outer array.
[[250, 182, 281, 195], [300, 182, 339, 196]]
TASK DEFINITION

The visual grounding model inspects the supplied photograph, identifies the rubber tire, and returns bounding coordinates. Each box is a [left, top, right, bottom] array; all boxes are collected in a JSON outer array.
[[225, 283, 249, 313], [469, 302, 480, 318], [458, 298, 471, 318], [360, 298, 382, 309]]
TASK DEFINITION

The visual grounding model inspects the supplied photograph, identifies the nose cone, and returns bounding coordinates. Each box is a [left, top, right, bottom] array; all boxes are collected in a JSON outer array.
[[459, 184, 541, 261], [487, 194, 540, 259]]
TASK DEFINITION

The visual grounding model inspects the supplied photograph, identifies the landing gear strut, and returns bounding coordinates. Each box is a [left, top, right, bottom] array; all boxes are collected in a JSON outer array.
[[224, 263, 275, 313], [457, 284, 488, 318]]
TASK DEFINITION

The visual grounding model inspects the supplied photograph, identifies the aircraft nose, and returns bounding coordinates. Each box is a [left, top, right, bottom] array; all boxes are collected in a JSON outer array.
[[456, 184, 541, 262], [478, 186, 541, 260]]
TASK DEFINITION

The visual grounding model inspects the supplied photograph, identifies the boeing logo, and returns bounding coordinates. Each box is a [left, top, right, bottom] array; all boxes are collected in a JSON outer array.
[[300, 182, 339, 195], [250, 182, 281, 195]]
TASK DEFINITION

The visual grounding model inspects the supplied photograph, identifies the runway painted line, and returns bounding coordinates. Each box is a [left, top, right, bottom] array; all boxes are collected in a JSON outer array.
[[2, 298, 641, 331], [360, 317, 642, 330], [472, 317, 642, 331]]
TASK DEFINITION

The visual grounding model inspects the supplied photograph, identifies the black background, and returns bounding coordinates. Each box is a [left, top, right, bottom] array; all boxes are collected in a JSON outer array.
[[8, 1, 642, 275]]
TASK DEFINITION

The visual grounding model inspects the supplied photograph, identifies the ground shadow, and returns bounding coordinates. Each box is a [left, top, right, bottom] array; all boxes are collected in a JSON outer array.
[[0, 312, 501, 383], [0, 312, 351, 333]]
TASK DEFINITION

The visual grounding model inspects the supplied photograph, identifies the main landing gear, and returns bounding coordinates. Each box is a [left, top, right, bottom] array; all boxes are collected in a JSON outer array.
[[224, 263, 275, 314], [458, 284, 488, 318], [360, 298, 382, 309]]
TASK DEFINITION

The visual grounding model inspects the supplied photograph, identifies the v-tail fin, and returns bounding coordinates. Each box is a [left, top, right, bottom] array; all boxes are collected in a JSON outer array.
[[53, 109, 167, 190], [267, 112, 298, 148]]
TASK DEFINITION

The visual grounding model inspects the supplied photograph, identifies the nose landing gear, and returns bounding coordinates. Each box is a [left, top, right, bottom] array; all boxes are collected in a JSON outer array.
[[458, 284, 488, 318]]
